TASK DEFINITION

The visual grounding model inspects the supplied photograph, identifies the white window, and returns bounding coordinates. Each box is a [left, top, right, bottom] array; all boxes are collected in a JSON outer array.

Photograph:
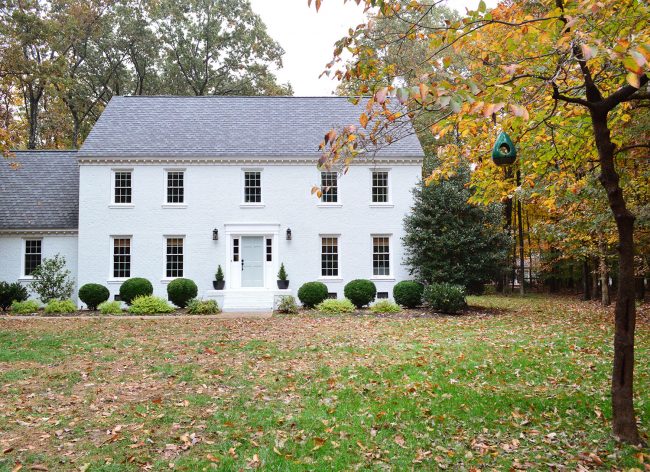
[[112, 237, 131, 278], [371, 171, 389, 203], [113, 171, 132, 204], [24, 239, 42, 276], [372, 236, 391, 276], [243, 171, 262, 203], [166, 237, 184, 278], [166, 171, 184, 204], [321, 171, 338, 203], [321, 236, 339, 277]]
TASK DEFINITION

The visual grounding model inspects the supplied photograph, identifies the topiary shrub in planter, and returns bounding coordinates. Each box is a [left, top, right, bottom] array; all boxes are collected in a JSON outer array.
[[44, 299, 77, 314], [98, 301, 123, 315], [213, 266, 225, 290], [344, 279, 377, 308], [423, 283, 466, 314], [277, 263, 289, 289], [297, 281, 328, 308], [187, 299, 221, 315], [167, 278, 198, 308], [11, 299, 41, 314], [119, 278, 153, 305], [316, 298, 356, 315], [370, 300, 401, 314], [0, 281, 29, 310], [393, 281, 424, 308], [128, 295, 174, 315], [78, 283, 110, 310]]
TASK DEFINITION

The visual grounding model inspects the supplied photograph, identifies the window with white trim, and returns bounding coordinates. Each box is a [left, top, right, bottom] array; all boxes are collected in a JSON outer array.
[[372, 171, 389, 203], [166, 171, 184, 204], [321, 237, 339, 277], [244, 171, 262, 203], [113, 238, 131, 278], [372, 236, 390, 276], [166, 237, 184, 278], [321, 171, 338, 203], [233, 238, 240, 262], [114, 171, 132, 204], [24, 239, 42, 276], [266, 238, 272, 262]]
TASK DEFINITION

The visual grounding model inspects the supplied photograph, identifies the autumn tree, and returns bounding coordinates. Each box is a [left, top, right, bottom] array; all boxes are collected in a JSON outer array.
[[313, 0, 649, 444]]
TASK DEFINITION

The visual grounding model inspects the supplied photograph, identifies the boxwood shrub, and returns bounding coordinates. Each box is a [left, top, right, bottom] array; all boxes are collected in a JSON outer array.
[[119, 278, 153, 305], [344, 279, 376, 308], [297, 281, 328, 308], [167, 278, 198, 308], [423, 282, 466, 314], [393, 281, 424, 308], [78, 283, 110, 310]]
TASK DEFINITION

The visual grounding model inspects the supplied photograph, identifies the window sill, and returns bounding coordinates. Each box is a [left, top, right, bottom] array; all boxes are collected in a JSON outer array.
[[109, 204, 135, 209], [17, 277, 34, 282], [317, 203, 343, 208], [107, 279, 128, 284], [161, 204, 187, 209], [369, 203, 394, 208], [160, 278, 176, 284], [370, 276, 395, 282], [240, 203, 265, 208], [318, 277, 343, 283]]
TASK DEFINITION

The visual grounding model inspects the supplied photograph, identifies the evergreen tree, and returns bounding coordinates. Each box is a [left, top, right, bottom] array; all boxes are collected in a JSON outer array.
[[402, 166, 510, 294]]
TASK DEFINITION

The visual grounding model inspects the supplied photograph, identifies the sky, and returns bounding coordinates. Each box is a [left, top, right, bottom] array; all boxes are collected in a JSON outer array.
[[249, 0, 497, 96]]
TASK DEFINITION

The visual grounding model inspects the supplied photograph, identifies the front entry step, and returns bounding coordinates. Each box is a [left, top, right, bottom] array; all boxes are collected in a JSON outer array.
[[204, 289, 292, 312]]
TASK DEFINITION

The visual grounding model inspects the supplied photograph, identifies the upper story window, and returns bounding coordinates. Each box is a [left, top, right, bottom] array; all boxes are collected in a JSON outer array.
[[166, 171, 184, 204], [321, 171, 338, 203], [112, 237, 131, 278], [371, 171, 389, 203], [114, 171, 132, 204], [244, 171, 262, 203], [24, 239, 42, 276], [321, 236, 339, 277], [372, 236, 391, 276], [166, 237, 184, 278]]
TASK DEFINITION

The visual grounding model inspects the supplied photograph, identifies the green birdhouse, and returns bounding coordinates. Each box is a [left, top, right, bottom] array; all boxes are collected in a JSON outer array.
[[491, 131, 517, 166]]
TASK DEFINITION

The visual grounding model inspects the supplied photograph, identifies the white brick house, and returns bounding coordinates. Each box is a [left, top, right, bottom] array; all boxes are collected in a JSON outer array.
[[0, 96, 424, 310]]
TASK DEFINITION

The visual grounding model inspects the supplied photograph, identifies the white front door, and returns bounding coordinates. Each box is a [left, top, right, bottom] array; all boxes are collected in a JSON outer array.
[[241, 236, 264, 287]]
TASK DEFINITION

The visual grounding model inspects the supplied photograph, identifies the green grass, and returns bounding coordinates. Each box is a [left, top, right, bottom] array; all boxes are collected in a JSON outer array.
[[0, 295, 647, 471]]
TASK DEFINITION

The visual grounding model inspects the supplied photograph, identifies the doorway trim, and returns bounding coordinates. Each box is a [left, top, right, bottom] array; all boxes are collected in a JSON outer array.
[[224, 223, 281, 290]]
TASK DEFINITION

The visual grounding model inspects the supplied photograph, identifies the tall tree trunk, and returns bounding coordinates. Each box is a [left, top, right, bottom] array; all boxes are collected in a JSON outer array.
[[592, 257, 599, 299], [516, 171, 525, 295], [599, 239, 611, 306], [583, 258, 592, 301], [591, 107, 640, 444]]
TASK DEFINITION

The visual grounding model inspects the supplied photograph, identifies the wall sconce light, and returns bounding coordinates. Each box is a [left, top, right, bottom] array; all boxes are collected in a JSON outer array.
[[212, 228, 219, 241], [286, 228, 292, 240]]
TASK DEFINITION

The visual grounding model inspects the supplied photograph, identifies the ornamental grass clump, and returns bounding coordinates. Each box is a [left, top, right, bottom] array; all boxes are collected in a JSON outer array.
[[316, 298, 356, 315], [275, 295, 299, 314], [128, 295, 174, 315], [98, 301, 123, 315], [370, 299, 401, 314], [186, 299, 221, 315], [44, 299, 77, 314]]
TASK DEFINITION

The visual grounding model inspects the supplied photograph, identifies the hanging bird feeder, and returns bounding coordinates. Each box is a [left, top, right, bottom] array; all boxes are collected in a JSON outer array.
[[491, 131, 517, 166]]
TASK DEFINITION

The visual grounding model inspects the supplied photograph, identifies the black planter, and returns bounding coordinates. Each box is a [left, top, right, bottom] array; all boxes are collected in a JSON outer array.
[[213, 280, 225, 290], [277, 280, 289, 289]]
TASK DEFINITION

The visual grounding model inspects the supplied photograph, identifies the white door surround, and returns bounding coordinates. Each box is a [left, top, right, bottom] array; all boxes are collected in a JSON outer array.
[[223, 223, 281, 290]]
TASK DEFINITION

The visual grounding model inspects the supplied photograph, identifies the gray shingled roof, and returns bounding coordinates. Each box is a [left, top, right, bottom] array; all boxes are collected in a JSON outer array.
[[0, 151, 79, 230], [79, 96, 424, 158]]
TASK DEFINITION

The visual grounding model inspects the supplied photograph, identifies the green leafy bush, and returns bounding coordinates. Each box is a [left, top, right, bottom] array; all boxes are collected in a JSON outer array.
[[44, 299, 77, 314], [167, 278, 198, 308], [0, 281, 29, 310], [297, 281, 328, 308], [186, 299, 220, 315], [10, 299, 41, 314], [344, 279, 377, 308], [423, 283, 466, 314], [393, 281, 424, 308], [128, 295, 174, 314], [316, 298, 356, 315], [370, 300, 401, 314], [98, 301, 123, 315], [30, 254, 74, 302], [78, 283, 110, 310], [119, 278, 153, 305], [275, 295, 298, 314]]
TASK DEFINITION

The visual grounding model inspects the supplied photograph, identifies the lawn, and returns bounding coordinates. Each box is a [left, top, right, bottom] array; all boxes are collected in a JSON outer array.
[[0, 295, 648, 471]]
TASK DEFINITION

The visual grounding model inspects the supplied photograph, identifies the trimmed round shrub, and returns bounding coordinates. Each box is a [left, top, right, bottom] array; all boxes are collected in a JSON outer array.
[[0, 281, 29, 310], [119, 278, 153, 305], [78, 283, 110, 310], [297, 281, 329, 308], [167, 278, 198, 308], [393, 281, 424, 308], [344, 279, 377, 308], [423, 283, 466, 314]]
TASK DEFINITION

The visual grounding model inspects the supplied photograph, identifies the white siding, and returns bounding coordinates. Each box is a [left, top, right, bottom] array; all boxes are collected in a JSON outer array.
[[77, 161, 421, 302]]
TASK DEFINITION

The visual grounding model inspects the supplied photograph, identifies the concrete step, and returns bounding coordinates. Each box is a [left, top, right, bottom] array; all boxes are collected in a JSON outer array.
[[204, 289, 292, 312]]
